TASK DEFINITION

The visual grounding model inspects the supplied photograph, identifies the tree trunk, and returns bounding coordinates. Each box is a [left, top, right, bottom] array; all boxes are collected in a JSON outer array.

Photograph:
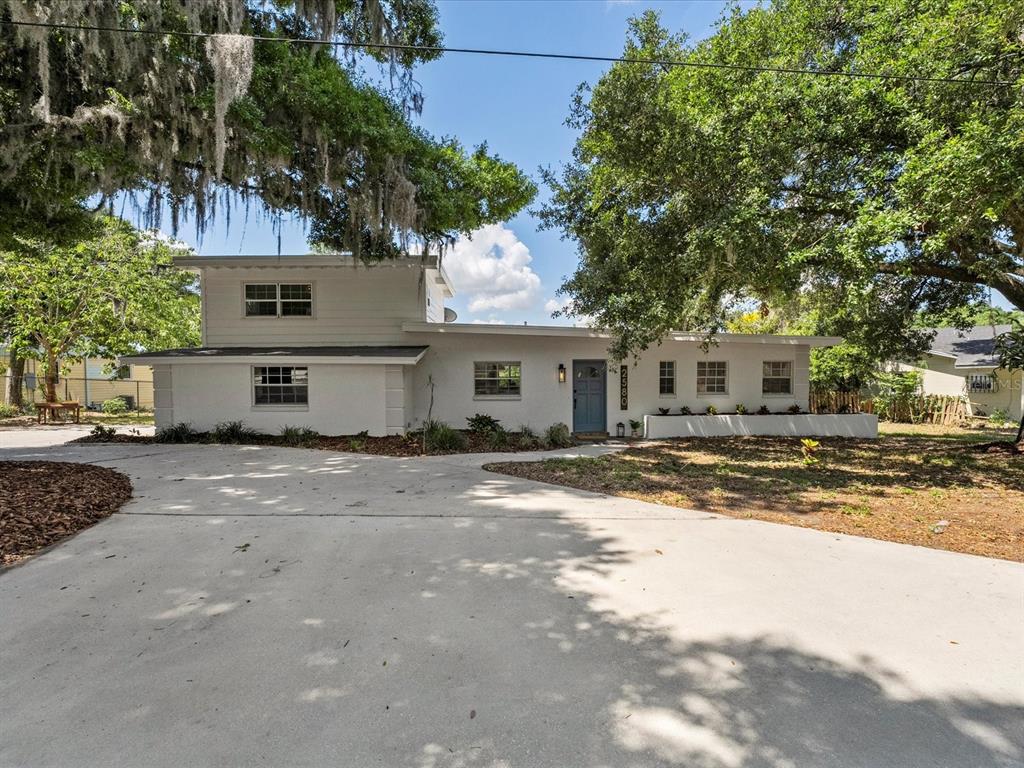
[[1016, 414, 1023, 444], [5, 349, 24, 407], [43, 350, 59, 402]]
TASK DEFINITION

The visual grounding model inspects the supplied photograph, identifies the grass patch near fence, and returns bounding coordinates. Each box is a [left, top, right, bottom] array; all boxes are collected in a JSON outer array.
[[486, 427, 1023, 562]]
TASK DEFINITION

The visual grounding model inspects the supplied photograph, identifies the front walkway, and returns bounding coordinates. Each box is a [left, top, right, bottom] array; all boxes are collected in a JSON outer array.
[[1, 430, 1022, 767]]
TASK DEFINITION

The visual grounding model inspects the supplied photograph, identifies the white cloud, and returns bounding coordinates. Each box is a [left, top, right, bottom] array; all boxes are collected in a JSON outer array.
[[446, 224, 542, 314], [544, 297, 569, 315]]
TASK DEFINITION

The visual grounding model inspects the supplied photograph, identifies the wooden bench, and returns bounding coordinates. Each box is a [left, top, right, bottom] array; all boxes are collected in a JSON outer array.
[[37, 401, 82, 424]]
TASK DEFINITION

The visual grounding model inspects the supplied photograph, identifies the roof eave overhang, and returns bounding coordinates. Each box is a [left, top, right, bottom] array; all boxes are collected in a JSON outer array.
[[120, 350, 428, 366], [401, 322, 842, 347]]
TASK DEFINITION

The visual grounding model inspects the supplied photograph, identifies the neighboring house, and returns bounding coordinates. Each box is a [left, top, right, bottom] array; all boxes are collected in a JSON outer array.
[[899, 325, 1023, 421], [122, 254, 844, 436], [0, 353, 155, 409]]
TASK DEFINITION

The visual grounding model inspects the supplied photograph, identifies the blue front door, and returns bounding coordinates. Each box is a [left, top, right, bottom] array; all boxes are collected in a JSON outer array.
[[573, 360, 607, 433]]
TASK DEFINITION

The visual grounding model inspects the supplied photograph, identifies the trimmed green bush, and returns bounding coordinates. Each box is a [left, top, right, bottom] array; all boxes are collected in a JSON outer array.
[[544, 422, 574, 449], [466, 413, 501, 433], [280, 424, 319, 447], [515, 425, 541, 449], [155, 422, 197, 443], [101, 397, 128, 414], [486, 426, 511, 450], [0, 402, 19, 418], [211, 420, 259, 444], [424, 420, 467, 453], [989, 409, 1010, 427]]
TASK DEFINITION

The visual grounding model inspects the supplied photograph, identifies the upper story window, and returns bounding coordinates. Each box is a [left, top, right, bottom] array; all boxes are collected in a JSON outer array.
[[658, 361, 676, 396], [244, 283, 312, 317], [697, 361, 728, 395], [762, 361, 793, 394], [968, 374, 996, 393], [474, 361, 521, 398]]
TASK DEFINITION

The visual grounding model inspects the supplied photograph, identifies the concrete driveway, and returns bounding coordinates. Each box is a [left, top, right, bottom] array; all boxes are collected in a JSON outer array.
[[2, 428, 1022, 768]]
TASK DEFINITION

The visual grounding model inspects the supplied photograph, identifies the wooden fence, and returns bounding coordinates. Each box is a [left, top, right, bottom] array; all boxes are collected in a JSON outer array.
[[809, 390, 864, 414], [810, 390, 967, 425]]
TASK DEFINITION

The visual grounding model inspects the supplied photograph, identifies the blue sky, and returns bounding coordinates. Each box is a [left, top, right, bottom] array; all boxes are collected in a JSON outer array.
[[171, 0, 741, 324]]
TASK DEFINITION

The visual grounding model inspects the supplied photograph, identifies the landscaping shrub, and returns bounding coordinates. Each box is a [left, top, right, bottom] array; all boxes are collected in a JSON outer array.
[[466, 413, 501, 433], [874, 370, 923, 422], [101, 397, 128, 415], [211, 420, 259, 444], [735, 404, 747, 415], [90, 424, 117, 439], [658, 407, 670, 415], [155, 422, 198, 443], [515, 425, 542, 449], [424, 420, 467, 452], [757, 405, 771, 415], [486, 426, 511, 450], [280, 425, 319, 447], [679, 406, 692, 415], [787, 404, 802, 414], [0, 403, 19, 418], [544, 422, 574, 449], [705, 405, 718, 415], [989, 409, 1010, 427]]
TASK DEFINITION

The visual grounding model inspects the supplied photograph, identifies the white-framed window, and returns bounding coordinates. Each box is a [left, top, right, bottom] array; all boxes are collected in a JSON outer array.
[[697, 361, 728, 395], [968, 374, 997, 393], [244, 283, 313, 317], [474, 361, 521, 398], [762, 361, 793, 395], [659, 361, 676, 396], [253, 366, 309, 405]]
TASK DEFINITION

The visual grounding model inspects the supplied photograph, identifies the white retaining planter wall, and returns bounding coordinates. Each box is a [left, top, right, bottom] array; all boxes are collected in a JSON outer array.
[[643, 414, 878, 439]]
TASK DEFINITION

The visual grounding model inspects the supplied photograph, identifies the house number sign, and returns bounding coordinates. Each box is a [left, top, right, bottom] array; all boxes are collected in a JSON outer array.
[[619, 365, 628, 410]]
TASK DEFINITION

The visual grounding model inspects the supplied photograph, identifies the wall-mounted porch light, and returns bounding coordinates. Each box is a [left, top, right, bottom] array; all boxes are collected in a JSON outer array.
[[558, 363, 566, 383]]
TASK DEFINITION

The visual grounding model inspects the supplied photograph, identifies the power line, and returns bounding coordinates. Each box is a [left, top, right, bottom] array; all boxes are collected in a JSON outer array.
[[4, 18, 1015, 88]]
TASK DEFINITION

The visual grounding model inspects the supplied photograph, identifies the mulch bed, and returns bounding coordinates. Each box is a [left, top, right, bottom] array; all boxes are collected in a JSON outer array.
[[0, 461, 133, 566], [72, 430, 558, 456]]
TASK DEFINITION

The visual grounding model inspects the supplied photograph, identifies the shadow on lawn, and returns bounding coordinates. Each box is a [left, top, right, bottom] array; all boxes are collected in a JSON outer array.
[[501, 435, 1023, 518]]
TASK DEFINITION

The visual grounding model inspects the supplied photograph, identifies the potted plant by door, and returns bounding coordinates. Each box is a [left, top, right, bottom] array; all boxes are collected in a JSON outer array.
[[629, 419, 642, 438]]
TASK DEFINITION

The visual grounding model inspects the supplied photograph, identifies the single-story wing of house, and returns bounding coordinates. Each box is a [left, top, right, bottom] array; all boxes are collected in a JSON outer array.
[[898, 325, 1023, 422], [122, 254, 876, 438]]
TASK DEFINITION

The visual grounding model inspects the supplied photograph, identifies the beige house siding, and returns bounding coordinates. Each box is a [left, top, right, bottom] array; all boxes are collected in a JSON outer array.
[[902, 354, 1023, 421], [17, 357, 154, 408], [201, 264, 434, 347]]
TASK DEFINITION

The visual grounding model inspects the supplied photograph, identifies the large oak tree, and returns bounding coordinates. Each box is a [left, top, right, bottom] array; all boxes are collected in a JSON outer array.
[[542, 1, 1023, 359]]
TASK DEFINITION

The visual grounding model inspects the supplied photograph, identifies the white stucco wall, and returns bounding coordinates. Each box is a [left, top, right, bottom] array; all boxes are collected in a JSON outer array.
[[644, 414, 879, 439], [162, 363, 391, 436], [408, 334, 812, 433]]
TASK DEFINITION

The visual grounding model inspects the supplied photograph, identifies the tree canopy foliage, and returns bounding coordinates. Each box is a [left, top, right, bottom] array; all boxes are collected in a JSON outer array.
[[542, 0, 1024, 360], [0, 0, 535, 256], [0, 216, 200, 401]]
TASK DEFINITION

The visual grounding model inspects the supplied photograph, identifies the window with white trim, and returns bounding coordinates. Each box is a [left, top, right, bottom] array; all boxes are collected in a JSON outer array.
[[968, 374, 996, 393], [762, 361, 793, 394], [697, 361, 728, 394], [244, 283, 312, 317], [658, 361, 676, 396], [253, 366, 308, 405], [474, 361, 521, 397]]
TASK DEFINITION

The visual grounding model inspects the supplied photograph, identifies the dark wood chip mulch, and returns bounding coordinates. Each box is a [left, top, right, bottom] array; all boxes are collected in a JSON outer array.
[[0, 461, 133, 566]]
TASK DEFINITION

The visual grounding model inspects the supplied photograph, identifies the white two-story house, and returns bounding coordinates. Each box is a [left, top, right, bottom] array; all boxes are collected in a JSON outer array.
[[123, 254, 851, 437]]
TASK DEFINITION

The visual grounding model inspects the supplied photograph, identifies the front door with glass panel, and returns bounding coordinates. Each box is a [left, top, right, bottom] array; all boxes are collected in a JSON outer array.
[[572, 360, 607, 433]]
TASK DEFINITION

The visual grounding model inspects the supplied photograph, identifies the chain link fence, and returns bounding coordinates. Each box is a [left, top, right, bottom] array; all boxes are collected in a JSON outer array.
[[2, 375, 154, 412]]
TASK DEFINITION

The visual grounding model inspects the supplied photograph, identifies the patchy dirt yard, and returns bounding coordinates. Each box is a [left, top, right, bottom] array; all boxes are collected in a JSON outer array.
[[486, 426, 1023, 562], [0, 461, 133, 566]]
